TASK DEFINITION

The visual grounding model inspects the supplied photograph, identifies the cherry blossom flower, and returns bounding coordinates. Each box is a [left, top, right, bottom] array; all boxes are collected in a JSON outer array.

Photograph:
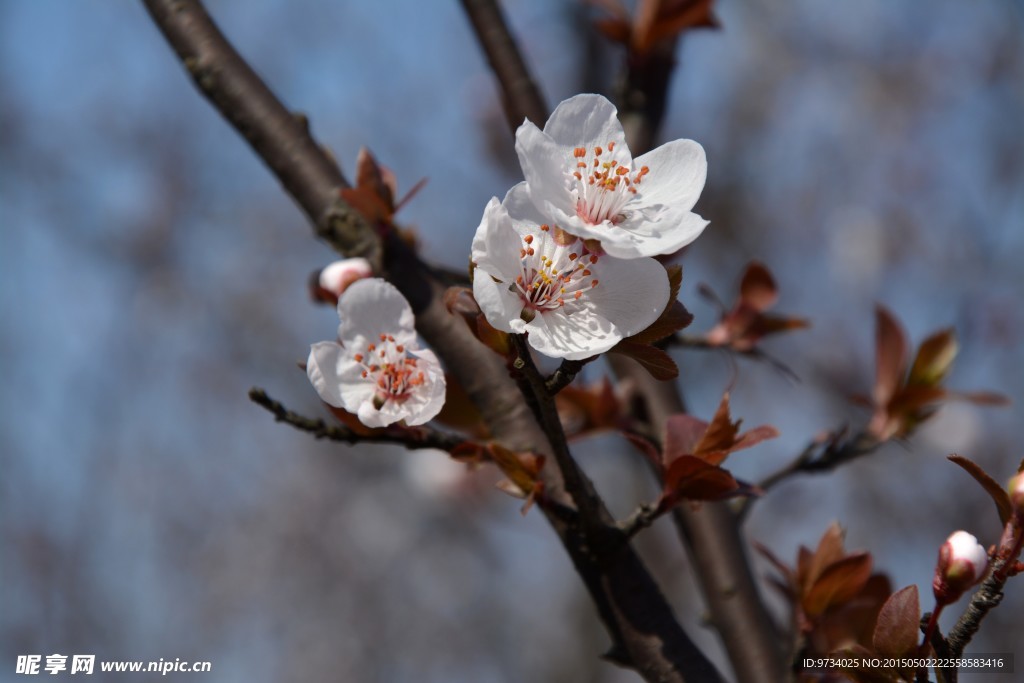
[[307, 278, 446, 428], [513, 93, 708, 259], [932, 530, 988, 604], [471, 195, 669, 360]]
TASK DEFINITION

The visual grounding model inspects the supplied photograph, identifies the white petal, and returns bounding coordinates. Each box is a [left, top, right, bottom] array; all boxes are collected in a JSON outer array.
[[526, 307, 620, 360], [402, 349, 447, 426], [514, 121, 575, 214], [471, 197, 523, 279], [357, 401, 391, 428], [472, 267, 522, 333], [633, 139, 707, 212], [586, 256, 669, 336], [542, 94, 631, 163], [337, 278, 416, 347], [307, 341, 374, 408], [599, 210, 709, 259]]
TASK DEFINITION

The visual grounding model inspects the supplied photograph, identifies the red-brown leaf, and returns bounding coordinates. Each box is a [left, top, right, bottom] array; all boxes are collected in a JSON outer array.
[[874, 306, 909, 407], [872, 585, 920, 657], [693, 393, 740, 458], [609, 340, 679, 380], [663, 413, 707, 463], [739, 261, 778, 312], [948, 454, 1013, 526], [663, 455, 742, 501], [803, 553, 873, 618]]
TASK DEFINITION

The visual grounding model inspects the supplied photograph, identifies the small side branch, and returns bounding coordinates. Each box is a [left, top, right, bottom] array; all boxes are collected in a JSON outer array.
[[545, 358, 591, 394], [509, 336, 605, 531], [458, 0, 548, 129], [249, 388, 466, 452], [619, 501, 662, 540], [736, 429, 880, 521]]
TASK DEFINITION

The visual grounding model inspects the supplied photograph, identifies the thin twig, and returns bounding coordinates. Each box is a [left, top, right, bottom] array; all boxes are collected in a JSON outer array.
[[609, 25, 788, 681], [545, 358, 592, 395], [458, 0, 548, 129], [735, 430, 880, 520], [510, 335, 605, 532], [619, 501, 663, 540], [249, 388, 467, 452]]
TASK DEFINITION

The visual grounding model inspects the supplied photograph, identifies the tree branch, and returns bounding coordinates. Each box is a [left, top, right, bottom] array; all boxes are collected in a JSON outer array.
[[545, 357, 592, 395], [249, 387, 468, 451], [458, 0, 548, 129], [607, 30, 788, 683], [147, 2, 721, 680]]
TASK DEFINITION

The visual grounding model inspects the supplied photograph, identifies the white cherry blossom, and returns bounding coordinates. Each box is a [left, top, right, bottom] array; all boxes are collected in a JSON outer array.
[[514, 93, 708, 259], [471, 195, 670, 360], [307, 278, 445, 428]]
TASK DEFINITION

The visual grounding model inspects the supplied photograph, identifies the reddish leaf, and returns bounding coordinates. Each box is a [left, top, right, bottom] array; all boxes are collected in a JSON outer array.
[[693, 393, 740, 456], [354, 147, 395, 209], [874, 306, 909, 407], [663, 414, 707, 464], [628, 300, 694, 345], [339, 186, 392, 225], [666, 263, 683, 302], [645, 0, 718, 46], [663, 455, 744, 501], [556, 378, 621, 438], [948, 454, 1013, 526], [887, 385, 950, 414], [732, 425, 780, 453], [908, 328, 957, 387], [739, 261, 778, 312], [803, 553, 873, 617], [872, 585, 920, 657], [803, 523, 849, 593], [609, 340, 679, 380]]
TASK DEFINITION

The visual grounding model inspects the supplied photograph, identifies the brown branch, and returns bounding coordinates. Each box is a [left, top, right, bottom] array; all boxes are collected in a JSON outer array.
[[458, 0, 548, 129], [619, 500, 663, 540], [249, 387, 467, 451], [545, 357, 592, 394], [607, 29, 788, 683], [146, 2, 721, 680], [735, 429, 881, 521]]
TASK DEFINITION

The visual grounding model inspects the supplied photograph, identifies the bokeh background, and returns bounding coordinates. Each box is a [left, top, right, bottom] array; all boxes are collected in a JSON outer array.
[[2, 1, 1022, 681]]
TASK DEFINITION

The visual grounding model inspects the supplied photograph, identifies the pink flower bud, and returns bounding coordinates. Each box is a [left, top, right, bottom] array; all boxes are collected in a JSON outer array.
[[933, 531, 988, 605], [1010, 473, 1024, 514], [310, 258, 373, 306]]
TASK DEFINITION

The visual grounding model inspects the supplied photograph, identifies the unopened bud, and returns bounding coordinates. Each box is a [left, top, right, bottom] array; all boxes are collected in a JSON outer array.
[[311, 258, 373, 305], [1009, 473, 1024, 514], [933, 530, 988, 605]]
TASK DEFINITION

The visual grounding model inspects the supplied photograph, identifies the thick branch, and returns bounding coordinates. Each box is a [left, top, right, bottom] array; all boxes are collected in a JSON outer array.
[[249, 387, 466, 451], [458, 0, 548, 128], [147, 2, 720, 679], [607, 31, 787, 683]]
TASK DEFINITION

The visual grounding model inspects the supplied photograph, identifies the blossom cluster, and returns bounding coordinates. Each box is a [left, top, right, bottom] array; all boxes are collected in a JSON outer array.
[[308, 94, 708, 426], [472, 94, 708, 359]]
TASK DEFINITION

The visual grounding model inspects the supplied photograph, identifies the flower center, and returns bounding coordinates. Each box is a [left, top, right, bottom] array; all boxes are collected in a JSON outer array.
[[354, 334, 426, 406], [513, 226, 600, 320], [569, 141, 649, 226]]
